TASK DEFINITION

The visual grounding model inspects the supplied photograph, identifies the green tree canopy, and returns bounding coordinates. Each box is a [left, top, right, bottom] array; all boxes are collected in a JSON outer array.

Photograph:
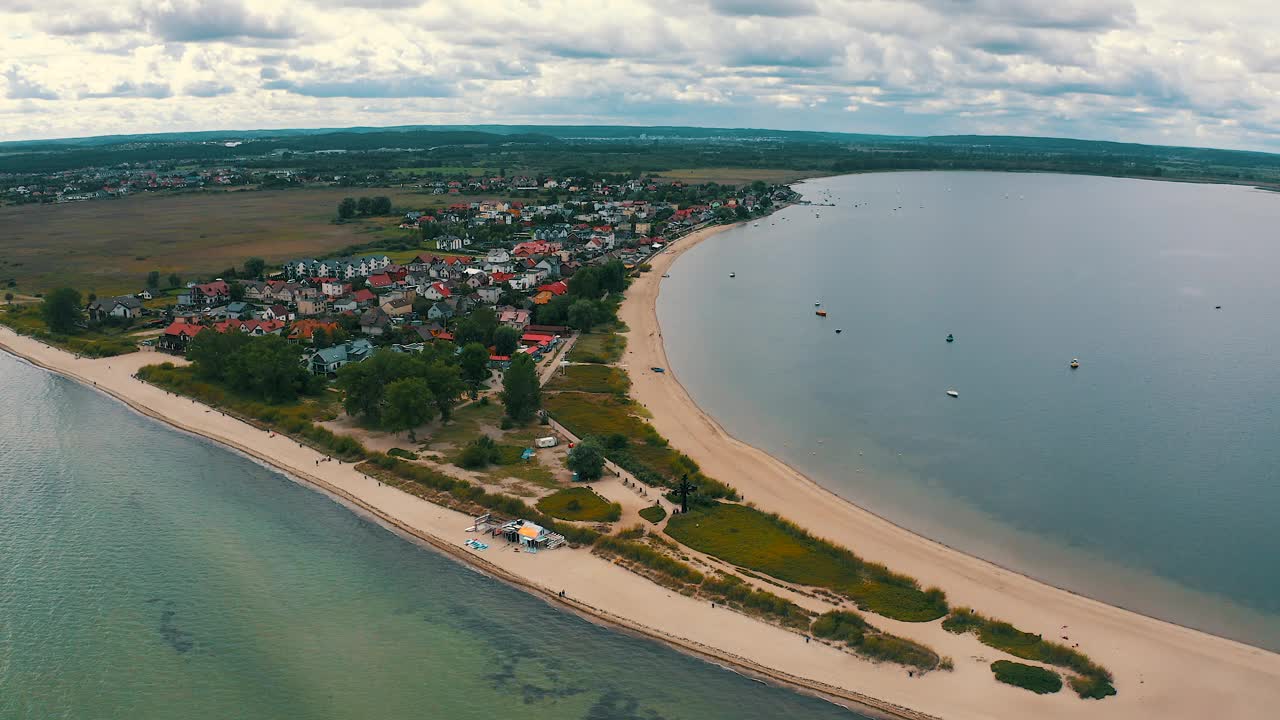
[[459, 342, 490, 395], [493, 325, 520, 357], [568, 298, 597, 332], [501, 354, 541, 422], [567, 438, 606, 481], [338, 197, 357, 219], [243, 257, 266, 278], [146, 271, 161, 288], [383, 377, 436, 440], [42, 287, 82, 334]]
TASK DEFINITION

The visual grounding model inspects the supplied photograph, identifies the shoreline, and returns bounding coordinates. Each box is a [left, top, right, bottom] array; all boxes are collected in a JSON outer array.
[[4, 209, 1280, 717], [0, 328, 927, 720], [620, 219, 1280, 719]]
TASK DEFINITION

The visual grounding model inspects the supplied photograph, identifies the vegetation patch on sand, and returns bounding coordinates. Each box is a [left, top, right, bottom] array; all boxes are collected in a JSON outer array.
[[544, 364, 630, 395], [536, 487, 621, 522], [565, 330, 625, 364], [810, 610, 942, 671], [544, 392, 737, 499], [1, 304, 137, 357], [990, 660, 1063, 694], [665, 503, 948, 622], [638, 505, 667, 524], [943, 608, 1115, 699]]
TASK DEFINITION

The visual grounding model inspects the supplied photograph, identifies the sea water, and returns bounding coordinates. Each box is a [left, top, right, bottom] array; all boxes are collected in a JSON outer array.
[[658, 171, 1280, 651]]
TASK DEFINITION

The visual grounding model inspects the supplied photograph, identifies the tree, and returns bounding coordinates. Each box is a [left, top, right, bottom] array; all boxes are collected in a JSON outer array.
[[459, 342, 490, 396], [383, 377, 436, 440], [599, 260, 627, 294], [568, 299, 597, 332], [233, 335, 313, 403], [229, 282, 246, 302], [243, 257, 266, 279], [338, 197, 357, 219], [458, 435, 498, 469], [673, 473, 696, 514], [4, 292, 13, 304], [568, 267, 602, 299], [42, 288, 82, 333], [493, 325, 519, 357], [168, 273, 182, 289], [500, 354, 540, 422], [371, 196, 392, 215], [146, 271, 161, 288], [356, 196, 373, 216], [454, 306, 498, 347], [567, 438, 605, 481], [189, 328, 248, 379]]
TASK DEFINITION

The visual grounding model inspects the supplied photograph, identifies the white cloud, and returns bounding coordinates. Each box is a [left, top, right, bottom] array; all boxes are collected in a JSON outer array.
[[0, 0, 1275, 151]]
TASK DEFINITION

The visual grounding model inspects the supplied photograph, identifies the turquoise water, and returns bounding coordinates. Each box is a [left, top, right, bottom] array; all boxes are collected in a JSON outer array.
[[658, 171, 1280, 651], [0, 352, 861, 719]]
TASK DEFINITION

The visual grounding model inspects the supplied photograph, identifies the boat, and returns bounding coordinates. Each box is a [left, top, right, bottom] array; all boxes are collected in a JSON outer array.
[[945, 334, 954, 343], [1070, 358, 1080, 369], [815, 310, 827, 317], [729, 272, 736, 278], [662, 273, 670, 278], [753, 222, 759, 227], [815, 302, 821, 307], [946, 390, 959, 398], [835, 329, 842, 334]]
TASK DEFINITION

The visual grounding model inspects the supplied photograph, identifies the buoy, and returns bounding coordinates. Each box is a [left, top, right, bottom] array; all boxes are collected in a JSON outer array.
[[835, 329, 843, 334], [946, 334, 954, 343]]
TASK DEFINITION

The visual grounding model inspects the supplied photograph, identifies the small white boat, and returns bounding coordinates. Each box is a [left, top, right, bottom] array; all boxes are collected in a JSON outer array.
[[753, 222, 759, 227], [729, 272, 736, 278], [1070, 358, 1080, 369], [946, 390, 959, 398]]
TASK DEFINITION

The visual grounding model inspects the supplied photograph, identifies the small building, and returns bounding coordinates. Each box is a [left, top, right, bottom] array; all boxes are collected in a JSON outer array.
[[87, 295, 143, 322], [158, 319, 204, 353], [308, 339, 375, 375]]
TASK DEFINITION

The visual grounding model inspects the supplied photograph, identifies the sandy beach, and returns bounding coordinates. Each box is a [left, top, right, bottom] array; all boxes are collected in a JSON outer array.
[[619, 222, 1280, 719], [4, 233, 1280, 720]]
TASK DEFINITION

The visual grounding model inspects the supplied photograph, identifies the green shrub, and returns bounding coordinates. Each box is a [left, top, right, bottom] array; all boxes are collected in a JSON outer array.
[[594, 535, 704, 586], [991, 660, 1063, 694], [638, 505, 667, 524], [666, 503, 947, 622], [810, 610, 939, 670], [536, 487, 622, 522], [388, 447, 418, 460]]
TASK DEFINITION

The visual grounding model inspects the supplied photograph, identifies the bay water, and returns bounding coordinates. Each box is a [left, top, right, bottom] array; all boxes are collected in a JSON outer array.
[[658, 171, 1280, 651]]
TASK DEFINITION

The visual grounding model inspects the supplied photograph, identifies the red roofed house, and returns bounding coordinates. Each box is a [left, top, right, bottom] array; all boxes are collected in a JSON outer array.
[[191, 280, 230, 305], [288, 319, 340, 341], [421, 282, 452, 301], [158, 319, 204, 353], [366, 273, 393, 289], [352, 288, 377, 306], [490, 271, 515, 284], [538, 281, 569, 296]]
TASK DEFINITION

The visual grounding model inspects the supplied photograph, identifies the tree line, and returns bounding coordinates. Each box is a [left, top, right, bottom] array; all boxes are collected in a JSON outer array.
[[337, 196, 392, 219]]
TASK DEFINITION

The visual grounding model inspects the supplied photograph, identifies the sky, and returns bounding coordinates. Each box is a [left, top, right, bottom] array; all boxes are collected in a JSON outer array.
[[1, 0, 1277, 152]]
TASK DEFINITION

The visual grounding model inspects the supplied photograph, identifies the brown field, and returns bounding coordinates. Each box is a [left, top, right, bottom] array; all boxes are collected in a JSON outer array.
[[655, 167, 832, 185], [0, 187, 466, 296]]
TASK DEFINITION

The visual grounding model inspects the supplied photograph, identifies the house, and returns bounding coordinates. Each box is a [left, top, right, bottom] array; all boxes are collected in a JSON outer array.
[[367, 273, 394, 290], [359, 308, 392, 336], [485, 248, 511, 264], [296, 297, 325, 317], [332, 298, 358, 313], [158, 319, 204, 353], [308, 339, 375, 375], [288, 319, 339, 341], [537, 281, 569, 297], [532, 290, 554, 305], [213, 319, 285, 336], [136, 289, 154, 301], [240, 281, 269, 302], [427, 302, 455, 322], [498, 307, 531, 329], [421, 282, 452, 301], [87, 295, 143, 321], [191, 280, 230, 306], [476, 285, 501, 304], [352, 288, 377, 307], [381, 297, 414, 317], [260, 304, 292, 322]]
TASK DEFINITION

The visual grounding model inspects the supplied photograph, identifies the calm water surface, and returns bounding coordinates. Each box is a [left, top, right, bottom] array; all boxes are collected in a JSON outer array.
[[658, 172, 1280, 651], [0, 352, 860, 719]]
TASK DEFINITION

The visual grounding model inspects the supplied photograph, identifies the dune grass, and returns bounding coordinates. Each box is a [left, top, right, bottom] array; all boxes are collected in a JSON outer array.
[[638, 505, 668, 524], [810, 610, 941, 670], [544, 392, 737, 499], [943, 608, 1115, 699], [536, 487, 621, 522], [566, 330, 625, 364], [544, 364, 631, 395], [991, 660, 1063, 694], [665, 503, 948, 622]]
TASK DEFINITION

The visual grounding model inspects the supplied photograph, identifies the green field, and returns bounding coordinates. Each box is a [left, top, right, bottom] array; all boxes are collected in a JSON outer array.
[[535, 487, 621, 522], [544, 364, 630, 395], [0, 187, 449, 296], [565, 331, 625, 364], [665, 502, 948, 622]]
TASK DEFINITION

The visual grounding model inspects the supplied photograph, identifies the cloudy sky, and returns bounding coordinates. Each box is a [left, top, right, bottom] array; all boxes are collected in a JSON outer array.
[[2, 0, 1277, 151]]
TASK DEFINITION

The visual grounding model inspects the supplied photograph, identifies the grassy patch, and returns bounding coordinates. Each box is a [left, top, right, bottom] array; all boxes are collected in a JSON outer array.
[[536, 487, 621, 522], [701, 572, 813, 630], [566, 331, 625, 364], [638, 505, 668, 524], [991, 660, 1062, 694], [544, 392, 736, 499], [665, 503, 948, 622], [544, 364, 630, 395], [810, 610, 940, 670], [943, 608, 1115, 699], [388, 447, 418, 460], [136, 363, 365, 461], [0, 305, 137, 357]]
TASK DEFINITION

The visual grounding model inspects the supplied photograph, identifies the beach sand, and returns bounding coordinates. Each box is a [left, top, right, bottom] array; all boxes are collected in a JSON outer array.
[[618, 222, 1280, 719], [3, 243, 1279, 719]]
